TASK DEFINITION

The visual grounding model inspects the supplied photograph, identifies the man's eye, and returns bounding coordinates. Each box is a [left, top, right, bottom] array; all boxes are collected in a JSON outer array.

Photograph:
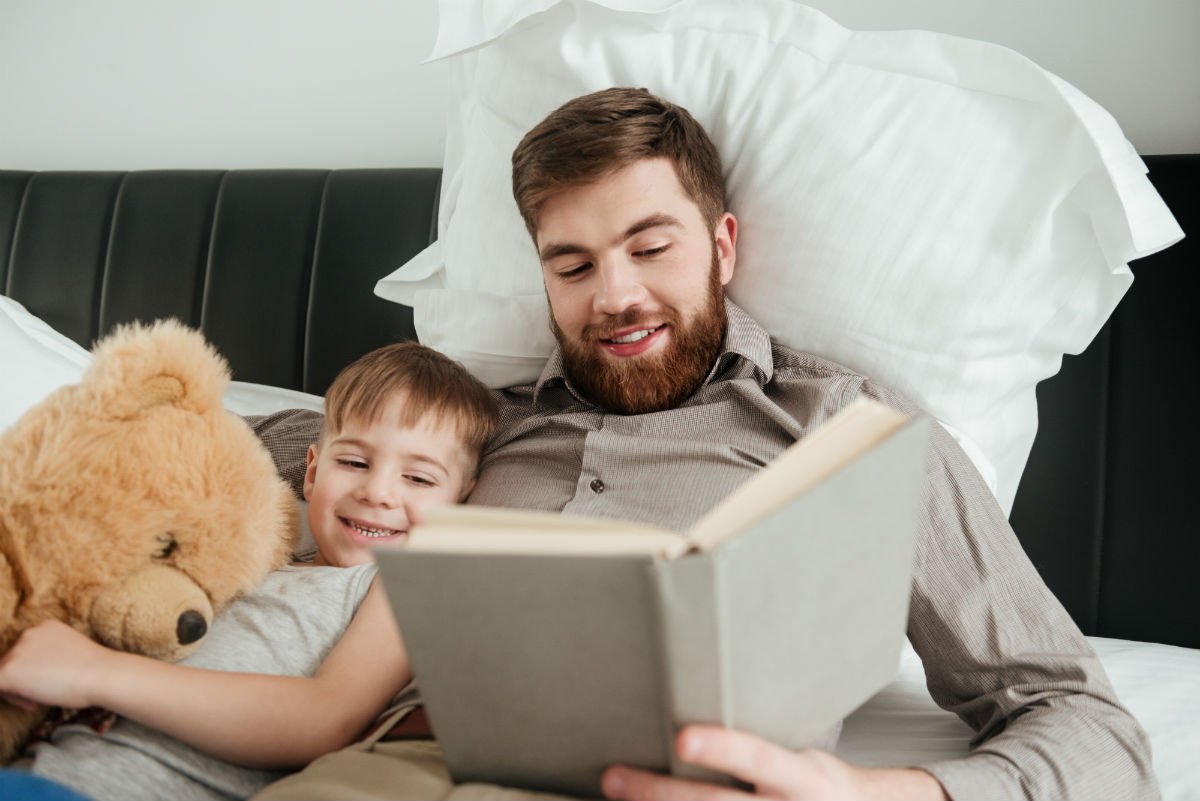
[[336, 459, 368, 469], [558, 263, 591, 279], [635, 245, 669, 258]]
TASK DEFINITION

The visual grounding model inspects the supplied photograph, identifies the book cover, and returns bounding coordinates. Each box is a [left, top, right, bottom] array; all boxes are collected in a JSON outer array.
[[375, 399, 930, 797]]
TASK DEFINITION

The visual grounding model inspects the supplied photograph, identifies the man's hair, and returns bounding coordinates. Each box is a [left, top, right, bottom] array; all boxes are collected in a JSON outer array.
[[321, 342, 499, 467], [511, 87, 726, 239]]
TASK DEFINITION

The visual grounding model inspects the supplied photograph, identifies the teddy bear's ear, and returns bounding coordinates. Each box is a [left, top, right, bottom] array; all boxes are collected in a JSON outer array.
[[85, 319, 231, 418]]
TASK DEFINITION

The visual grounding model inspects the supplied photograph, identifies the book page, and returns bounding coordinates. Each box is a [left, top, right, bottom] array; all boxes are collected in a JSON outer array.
[[405, 505, 688, 557], [685, 398, 912, 551], [405, 526, 690, 557]]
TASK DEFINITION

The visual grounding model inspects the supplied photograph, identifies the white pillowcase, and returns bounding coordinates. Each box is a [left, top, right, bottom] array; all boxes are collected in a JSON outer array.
[[0, 295, 94, 432], [375, 0, 1183, 512], [0, 295, 324, 432], [837, 637, 1200, 800]]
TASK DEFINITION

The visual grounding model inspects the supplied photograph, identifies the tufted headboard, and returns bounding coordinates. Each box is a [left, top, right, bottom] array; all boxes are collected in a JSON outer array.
[[0, 157, 1196, 649]]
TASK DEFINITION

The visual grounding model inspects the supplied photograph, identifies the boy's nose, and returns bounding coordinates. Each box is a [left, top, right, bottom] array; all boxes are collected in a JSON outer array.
[[359, 472, 403, 508]]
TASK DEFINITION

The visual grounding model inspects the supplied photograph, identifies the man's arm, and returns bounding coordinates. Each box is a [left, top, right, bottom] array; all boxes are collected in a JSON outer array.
[[244, 408, 323, 500], [0, 581, 409, 769], [605, 381, 1157, 801], [898, 413, 1158, 799]]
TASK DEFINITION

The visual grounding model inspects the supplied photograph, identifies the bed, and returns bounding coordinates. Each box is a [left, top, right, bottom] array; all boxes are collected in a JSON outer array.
[[1, 154, 1197, 797]]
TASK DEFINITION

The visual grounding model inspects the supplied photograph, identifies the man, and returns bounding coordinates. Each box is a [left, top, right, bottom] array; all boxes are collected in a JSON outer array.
[[252, 88, 1157, 800]]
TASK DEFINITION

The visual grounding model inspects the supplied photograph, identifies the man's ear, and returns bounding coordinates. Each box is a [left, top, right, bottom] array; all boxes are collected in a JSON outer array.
[[714, 212, 738, 286], [302, 444, 319, 501]]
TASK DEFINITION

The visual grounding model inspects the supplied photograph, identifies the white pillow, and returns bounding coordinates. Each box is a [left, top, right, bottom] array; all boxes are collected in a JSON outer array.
[[221, 381, 325, 417], [0, 296, 324, 430], [0, 295, 93, 432], [837, 637, 1200, 800], [375, 0, 1183, 512]]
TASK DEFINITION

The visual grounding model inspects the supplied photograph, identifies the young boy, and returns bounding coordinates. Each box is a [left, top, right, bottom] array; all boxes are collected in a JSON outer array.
[[0, 342, 498, 801]]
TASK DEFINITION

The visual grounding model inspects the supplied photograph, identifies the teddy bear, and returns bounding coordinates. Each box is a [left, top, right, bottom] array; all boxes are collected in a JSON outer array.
[[0, 319, 296, 762]]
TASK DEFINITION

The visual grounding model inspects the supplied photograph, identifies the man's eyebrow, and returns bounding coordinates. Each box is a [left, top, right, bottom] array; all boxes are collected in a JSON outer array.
[[538, 213, 684, 262]]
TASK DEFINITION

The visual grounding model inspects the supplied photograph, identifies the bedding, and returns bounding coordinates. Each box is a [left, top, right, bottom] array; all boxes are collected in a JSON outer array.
[[4, 298, 1198, 797], [0, 295, 324, 429], [838, 638, 1200, 801], [375, 0, 1183, 514]]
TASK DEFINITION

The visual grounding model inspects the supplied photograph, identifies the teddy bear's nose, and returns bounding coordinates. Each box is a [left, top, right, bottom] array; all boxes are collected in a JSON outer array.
[[176, 610, 208, 645]]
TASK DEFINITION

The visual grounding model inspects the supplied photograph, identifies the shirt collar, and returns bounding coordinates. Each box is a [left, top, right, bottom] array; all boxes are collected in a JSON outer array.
[[531, 298, 775, 408]]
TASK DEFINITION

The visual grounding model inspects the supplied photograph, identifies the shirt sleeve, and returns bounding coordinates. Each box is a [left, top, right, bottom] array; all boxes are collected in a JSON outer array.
[[244, 408, 323, 501], [861, 380, 1159, 800]]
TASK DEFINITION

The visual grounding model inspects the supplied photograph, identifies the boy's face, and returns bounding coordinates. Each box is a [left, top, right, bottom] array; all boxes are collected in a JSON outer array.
[[303, 405, 475, 567], [535, 157, 737, 414]]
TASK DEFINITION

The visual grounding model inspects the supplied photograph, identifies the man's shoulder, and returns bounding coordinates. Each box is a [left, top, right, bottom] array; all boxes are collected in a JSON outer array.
[[769, 341, 865, 382], [768, 342, 921, 417]]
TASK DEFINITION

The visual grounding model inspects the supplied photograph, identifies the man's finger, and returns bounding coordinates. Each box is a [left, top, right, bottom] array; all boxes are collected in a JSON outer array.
[[676, 725, 812, 798], [601, 764, 756, 801]]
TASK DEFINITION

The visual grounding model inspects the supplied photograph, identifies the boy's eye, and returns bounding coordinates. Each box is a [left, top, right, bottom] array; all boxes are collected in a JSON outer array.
[[336, 458, 368, 469], [406, 475, 437, 487]]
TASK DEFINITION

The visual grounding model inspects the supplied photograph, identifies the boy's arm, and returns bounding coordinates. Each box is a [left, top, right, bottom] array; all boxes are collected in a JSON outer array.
[[0, 580, 408, 769]]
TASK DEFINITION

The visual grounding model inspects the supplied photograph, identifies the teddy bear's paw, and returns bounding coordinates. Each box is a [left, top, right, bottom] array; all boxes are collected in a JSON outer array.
[[0, 701, 45, 765]]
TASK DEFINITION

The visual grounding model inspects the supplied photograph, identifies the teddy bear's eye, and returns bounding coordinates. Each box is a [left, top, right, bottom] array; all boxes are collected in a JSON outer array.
[[155, 533, 178, 560]]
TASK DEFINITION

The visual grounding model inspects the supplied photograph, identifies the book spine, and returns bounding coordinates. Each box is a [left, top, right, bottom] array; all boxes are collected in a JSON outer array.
[[652, 553, 733, 785]]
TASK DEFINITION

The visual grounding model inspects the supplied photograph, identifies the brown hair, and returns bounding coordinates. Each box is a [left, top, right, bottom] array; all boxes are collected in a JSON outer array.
[[321, 342, 498, 470], [511, 87, 725, 239]]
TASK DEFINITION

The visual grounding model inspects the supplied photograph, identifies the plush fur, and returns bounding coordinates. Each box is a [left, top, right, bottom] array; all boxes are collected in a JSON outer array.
[[0, 320, 295, 762]]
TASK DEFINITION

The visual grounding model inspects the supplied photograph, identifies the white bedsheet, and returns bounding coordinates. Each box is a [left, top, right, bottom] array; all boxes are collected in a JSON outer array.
[[837, 636, 1200, 799]]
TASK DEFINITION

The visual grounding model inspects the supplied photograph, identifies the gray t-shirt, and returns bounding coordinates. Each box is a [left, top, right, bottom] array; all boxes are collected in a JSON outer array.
[[30, 562, 376, 801]]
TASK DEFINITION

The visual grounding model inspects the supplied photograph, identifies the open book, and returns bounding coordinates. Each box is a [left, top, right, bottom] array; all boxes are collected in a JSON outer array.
[[374, 398, 930, 798]]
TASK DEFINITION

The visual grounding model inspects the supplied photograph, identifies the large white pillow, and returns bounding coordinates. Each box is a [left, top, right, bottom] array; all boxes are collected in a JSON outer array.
[[375, 0, 1183, 512], [0, 296, 323, 431]]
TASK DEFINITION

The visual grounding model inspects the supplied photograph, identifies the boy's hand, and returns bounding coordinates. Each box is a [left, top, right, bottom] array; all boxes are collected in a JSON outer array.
[[0, 619, 117, 710]]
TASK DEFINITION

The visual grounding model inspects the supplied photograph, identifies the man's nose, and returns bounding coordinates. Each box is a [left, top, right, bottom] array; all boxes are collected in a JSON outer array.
[[593, 258, 647, 316]]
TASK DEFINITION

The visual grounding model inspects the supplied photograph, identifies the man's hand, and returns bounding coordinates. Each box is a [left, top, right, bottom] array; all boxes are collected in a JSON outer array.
[[0, 619, 118, 710], [601, 725, 949, 801]]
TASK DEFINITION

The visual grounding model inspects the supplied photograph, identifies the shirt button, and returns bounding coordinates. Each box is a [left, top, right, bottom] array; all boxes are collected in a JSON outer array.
[[590, 478, 605, 494]]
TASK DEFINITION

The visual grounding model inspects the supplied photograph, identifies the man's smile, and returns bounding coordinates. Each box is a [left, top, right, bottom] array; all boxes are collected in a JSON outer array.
[[599, 324, 667, 357]]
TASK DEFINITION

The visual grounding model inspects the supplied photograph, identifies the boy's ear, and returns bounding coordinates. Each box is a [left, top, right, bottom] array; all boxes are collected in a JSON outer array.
[[302, 445, 319, 501], [460, 477, 477, 501]]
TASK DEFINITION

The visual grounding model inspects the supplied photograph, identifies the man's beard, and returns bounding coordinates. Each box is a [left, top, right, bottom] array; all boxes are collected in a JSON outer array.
[[551, 251, 727, 415]]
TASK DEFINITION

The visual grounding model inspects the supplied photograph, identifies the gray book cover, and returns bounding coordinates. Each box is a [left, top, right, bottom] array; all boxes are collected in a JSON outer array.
[[376, 415, 929, 798]]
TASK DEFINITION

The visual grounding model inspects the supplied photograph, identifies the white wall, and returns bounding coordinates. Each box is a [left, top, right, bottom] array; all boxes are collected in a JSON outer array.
[[0, 0, 447, 169], [1, 0, 1197, 171]]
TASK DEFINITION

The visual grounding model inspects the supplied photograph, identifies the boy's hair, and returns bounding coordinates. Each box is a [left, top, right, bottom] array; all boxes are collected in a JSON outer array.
[[321, 342, 498, 469], [511, 87, 726, 239]]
